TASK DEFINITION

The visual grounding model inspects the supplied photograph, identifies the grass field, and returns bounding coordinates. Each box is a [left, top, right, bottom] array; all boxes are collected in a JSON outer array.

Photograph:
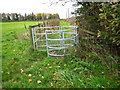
[[2, 21, 118, 88]]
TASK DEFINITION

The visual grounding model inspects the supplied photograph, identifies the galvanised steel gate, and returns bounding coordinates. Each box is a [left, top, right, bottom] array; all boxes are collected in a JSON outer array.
[[30, 26, 78, 56]]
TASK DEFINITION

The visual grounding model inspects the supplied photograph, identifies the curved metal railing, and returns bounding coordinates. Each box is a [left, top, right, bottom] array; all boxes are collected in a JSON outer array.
[[31, 26, 78, 56]]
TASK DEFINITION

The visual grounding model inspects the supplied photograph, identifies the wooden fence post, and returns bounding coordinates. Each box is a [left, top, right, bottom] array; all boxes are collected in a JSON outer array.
[[29, 26, 35, 51]]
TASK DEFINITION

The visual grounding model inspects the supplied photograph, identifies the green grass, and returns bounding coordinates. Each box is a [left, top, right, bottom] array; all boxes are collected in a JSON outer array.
[[2, 21, 119, 88]]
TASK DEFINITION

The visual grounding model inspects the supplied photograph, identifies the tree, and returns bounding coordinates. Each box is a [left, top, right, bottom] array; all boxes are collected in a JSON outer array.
[[11, 13, 18, 21], [36, 13, 42, 20], [2, 13, 7, 21], [48, 14, 53, 19], [15, 13, 19, 20], [7, 15, 11, 20], [55, 13, 60, 19], [42, 13, 47, 20], [31, 12, 36, 20], [24, 13, 27, 20]]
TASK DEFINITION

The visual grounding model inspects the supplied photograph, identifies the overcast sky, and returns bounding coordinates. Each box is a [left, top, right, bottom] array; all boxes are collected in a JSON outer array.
[[0, 0, 78, 19]]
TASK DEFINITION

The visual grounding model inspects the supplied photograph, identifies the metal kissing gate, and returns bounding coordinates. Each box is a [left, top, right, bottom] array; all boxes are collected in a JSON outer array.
[[30, 26, 78, 56]]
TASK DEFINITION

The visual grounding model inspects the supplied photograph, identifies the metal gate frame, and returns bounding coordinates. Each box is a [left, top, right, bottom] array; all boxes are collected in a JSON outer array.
[[31, 26, 78, 56]]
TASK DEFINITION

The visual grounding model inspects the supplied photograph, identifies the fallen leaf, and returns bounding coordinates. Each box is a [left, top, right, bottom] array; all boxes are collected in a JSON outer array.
[[42, 76, 44, 79], [28, 79, 32, 82], [7, 72, 10, 74], [28, 74, 32, 77], [37, 80, 42, 84]]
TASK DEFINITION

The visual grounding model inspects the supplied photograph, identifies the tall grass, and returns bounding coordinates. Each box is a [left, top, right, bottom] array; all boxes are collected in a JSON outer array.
[[2, 21, 119, 88]]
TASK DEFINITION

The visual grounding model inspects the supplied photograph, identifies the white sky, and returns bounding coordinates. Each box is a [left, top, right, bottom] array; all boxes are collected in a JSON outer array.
[[0, 0, 77, 19]]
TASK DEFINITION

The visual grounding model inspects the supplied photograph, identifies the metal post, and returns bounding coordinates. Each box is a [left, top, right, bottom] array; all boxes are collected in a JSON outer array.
[[59, 26, 63, 48], [62, 30, 65, 56], [60, 26, 65, 56], [75, 27, 78, 50], [45, 30, 49, 56], [36, 39, 38, 50]]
